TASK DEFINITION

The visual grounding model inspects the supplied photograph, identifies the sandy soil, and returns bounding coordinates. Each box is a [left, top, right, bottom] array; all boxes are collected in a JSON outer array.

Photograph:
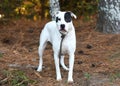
[[0, 18, 120, 86]]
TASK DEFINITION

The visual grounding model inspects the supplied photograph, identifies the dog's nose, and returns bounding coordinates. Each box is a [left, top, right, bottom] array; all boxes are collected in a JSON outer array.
[[60, 24, 65, 29]]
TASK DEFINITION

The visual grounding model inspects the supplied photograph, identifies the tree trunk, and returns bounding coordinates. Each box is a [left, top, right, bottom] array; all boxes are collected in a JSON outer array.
[[41, 0, 45, 19], [96, 0, 120, 34], [49, 0, 60, 20]]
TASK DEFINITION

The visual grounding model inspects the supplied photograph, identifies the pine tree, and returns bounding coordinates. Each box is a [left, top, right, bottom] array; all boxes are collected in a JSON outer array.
[[97, 0, 120, 34], [49, 0, 60, 20]]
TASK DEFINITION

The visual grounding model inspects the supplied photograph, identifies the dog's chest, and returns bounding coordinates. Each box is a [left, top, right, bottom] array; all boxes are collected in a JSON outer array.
[[61, 37, 75, 54], [61, 41, 69, 54]]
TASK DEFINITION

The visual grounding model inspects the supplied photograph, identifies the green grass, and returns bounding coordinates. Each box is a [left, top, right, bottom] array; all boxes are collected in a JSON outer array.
[[84, 72, 91, 79], [1, 70, 36, 86], [0, 53, 3, 58], [109, 72, 120, 82]]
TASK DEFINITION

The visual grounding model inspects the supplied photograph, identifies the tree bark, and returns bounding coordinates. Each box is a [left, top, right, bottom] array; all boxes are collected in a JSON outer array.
[[96, 0, 120, 34], [49, 0, 60, 20]]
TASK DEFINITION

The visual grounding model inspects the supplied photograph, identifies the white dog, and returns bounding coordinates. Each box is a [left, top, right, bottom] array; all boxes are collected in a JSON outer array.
[[37, 11, 76, 82]]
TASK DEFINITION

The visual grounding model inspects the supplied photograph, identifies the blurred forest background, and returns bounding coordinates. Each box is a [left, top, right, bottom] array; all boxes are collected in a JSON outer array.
[[0, 0, 120, 86], [0, 0, 98, 21]]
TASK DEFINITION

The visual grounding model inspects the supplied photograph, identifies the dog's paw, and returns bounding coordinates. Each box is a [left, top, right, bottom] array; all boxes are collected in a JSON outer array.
[[37, 70, 42, 72], [57, 78, 62, 81], [56, 76, 62, 81], [68, 78, 73, 83], [37, 68, 42, 72]]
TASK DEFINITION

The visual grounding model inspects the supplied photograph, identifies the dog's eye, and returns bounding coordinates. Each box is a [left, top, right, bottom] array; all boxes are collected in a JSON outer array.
[[56, 17, 61, 22], [64, 12, 71, 23]]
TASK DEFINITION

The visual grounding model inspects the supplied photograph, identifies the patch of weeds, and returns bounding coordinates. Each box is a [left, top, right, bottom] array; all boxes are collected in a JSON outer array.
[[109, 72, 120, 82], [84, 72, 91, 79], [0, 53, 3, 58], [1, 70, 36, 86], [110, 51, 120, 59]]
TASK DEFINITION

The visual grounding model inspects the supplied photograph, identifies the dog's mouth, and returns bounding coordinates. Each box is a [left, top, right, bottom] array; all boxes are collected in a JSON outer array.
[[59, 28, 67, 34], [60, 28, 67, 32]]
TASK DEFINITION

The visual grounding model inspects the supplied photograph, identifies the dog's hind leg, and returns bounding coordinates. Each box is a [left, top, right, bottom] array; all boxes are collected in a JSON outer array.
[[60, 55, 69, 71], [37, 30, 48, 72], [37, 44, 46, 72]]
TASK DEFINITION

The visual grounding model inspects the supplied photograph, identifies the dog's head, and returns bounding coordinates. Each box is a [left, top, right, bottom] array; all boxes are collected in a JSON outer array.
[[55, 11, 77, 35]]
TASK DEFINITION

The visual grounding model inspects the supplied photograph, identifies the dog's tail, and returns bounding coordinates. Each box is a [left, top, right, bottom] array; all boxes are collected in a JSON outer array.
[[60, 56, 69, 71]]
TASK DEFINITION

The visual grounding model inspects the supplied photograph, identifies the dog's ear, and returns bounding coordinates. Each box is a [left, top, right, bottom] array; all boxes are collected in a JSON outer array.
[[69, 11, 77, 19]]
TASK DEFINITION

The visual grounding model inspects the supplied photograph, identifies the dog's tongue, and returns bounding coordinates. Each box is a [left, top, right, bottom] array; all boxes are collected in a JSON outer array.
[[60, 28, 66, 32]]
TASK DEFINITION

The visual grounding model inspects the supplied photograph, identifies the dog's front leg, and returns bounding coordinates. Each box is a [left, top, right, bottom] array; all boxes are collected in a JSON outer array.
[[54, 53, 62, 81], [68, 53, 75, 82]]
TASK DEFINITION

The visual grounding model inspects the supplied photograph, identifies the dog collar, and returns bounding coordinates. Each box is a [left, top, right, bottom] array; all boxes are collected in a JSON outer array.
[[59, 34, 65, 58], [61, 34, 65, 39]]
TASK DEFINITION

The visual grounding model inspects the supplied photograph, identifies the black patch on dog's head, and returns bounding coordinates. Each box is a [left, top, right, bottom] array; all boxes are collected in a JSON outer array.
[[56, 17, 61, 22], [64, 12, 71, 23]]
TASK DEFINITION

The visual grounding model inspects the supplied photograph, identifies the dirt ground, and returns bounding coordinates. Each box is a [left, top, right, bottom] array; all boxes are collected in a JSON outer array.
[[0, 18, 120, 86]]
